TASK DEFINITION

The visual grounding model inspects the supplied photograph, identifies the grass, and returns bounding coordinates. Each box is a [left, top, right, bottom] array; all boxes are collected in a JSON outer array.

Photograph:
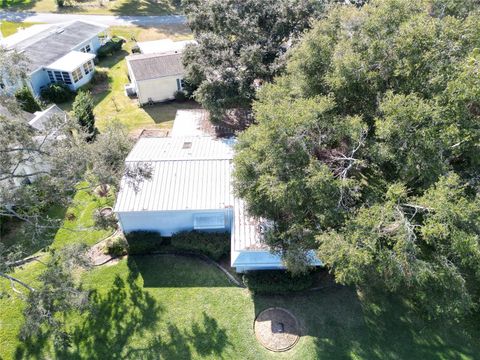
[[0, 21, 37, 37], [0, 0, 180, 16], [57, 25, 196, 134]]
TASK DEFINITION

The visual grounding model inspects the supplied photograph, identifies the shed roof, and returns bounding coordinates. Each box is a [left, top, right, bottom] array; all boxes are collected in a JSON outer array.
[[46, 51, 95, 72], [115, 136, 235, 213], [137, 39, 196, 55], [126, 52, 183, 81], [1, 21, 107, 73], [29, 105, 67, 131]]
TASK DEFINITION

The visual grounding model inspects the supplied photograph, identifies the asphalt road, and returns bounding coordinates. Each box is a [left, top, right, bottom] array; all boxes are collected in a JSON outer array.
[[0, 11, 187, 27]]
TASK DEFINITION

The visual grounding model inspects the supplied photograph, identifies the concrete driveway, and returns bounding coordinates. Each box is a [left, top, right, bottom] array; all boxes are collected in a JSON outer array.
[[0, 11, 186, 27]]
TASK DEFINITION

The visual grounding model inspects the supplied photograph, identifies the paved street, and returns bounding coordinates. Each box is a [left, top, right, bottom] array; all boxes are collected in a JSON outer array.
[[0, 11, 186, 26]]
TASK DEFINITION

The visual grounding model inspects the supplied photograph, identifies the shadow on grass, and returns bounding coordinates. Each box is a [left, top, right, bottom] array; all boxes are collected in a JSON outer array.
[[14, 257, 231, 359], [111, 0, 180, 17], [130, 254, 235, 288], [252, 286, 480, 359]]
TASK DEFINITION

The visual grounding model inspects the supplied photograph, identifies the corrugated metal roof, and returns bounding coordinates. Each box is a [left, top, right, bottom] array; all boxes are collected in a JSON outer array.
[[232, 198, 270, 252], [115, 136, 235, 212], [126, 52, 183, 81], [115, 159, 233, 212], [125, 136, 234, 162]]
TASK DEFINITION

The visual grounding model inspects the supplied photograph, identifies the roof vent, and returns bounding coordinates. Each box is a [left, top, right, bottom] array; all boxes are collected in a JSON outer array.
[[182, 142, 192, 149]]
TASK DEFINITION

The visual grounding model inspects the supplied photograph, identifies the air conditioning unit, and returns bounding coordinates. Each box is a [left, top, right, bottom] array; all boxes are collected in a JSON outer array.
[[124, 83, 136, 96]]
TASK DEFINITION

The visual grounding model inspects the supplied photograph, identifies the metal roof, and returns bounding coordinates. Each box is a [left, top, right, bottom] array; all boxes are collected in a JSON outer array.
[[126, 52, 184, 81], [125, 136, 234, 162], [170, 109, 209, 137], [232, 198, 270, 252], [115, 136, 235, 213], [137, 39, 196, 55], [1, 21, 107, 73]]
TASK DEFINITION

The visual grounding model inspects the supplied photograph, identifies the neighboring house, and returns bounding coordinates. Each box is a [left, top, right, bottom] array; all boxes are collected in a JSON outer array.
[[125, 40, 195, 105], [0, 21, 108, 96], [114, 114, 322, 272], [0, 104, 68, 187]]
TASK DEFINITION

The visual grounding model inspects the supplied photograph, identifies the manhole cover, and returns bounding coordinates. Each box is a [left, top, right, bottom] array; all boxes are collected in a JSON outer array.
[[254, 307, 300, 352]]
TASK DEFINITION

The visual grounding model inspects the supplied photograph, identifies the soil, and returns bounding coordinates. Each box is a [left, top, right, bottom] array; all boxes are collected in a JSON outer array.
[[254, 307, 300, 352]]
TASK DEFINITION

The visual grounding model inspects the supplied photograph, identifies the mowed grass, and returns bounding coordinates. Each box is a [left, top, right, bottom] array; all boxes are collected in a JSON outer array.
[[1, 0, 180, 15], [5, 253, 480, 359], [57, 25, 197, 134], [0, 21, 37, 37]]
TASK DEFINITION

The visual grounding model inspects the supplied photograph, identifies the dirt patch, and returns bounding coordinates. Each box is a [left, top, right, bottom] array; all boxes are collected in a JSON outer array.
[[87, 232, 124, 266], [254, 307, 300, 352], [100, 207, 113, 217]]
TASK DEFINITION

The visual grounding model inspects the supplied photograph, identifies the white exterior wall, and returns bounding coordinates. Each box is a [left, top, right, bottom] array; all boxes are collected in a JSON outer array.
[[137, 75, 182, 105], [118, 208, 233, 236]]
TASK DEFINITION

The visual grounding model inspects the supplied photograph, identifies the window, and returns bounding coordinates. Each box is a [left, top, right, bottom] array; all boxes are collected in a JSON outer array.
[[62, 72, 72, 85], [83, 61, 94, 75], [72, 68, 83, 83], [47, 70, 55, 83], [193, 213, 225, 230], [180, 79, 185, 89], [81, 44, 91, 53], [54, 71, 63, 83]]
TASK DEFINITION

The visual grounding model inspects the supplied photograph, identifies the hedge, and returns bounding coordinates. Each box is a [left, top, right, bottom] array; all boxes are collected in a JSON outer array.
[[170, 231, 229, 261], [40, 83, 75, 103], [242, 270, 314, 294], [14, 86, 41, 113], [97, 37, 125, 59], [125, 231, 163, 255]]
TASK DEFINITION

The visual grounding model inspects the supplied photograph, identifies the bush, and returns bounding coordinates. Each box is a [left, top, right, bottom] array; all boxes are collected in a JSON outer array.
[[14, 87, 41, 113], [170, 231, 229, 261], [40, 83, 75, 103], [242, 270, 314, 294], [174, 90, 187, 102], [125, 231, 163, 255], [91, 70, 109, 85], [104, 236, 128, 257], [97, 37, 125, 59]]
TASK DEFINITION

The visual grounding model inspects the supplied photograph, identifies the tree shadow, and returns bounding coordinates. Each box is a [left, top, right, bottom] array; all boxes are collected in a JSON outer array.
[[252, 286, 480, 359], [111, 0, 180, 17], [129, 254, 235, 288], [15, 257, 232, 359]]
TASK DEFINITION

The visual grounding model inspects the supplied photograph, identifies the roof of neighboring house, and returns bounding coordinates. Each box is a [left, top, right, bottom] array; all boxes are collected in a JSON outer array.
[[0, 21, 107, 73], [47, 51, 95, 72], [29, 105, 67, 131], [0, 103, 34, 122], [115, 136, 235, 213], [126, 52, 184, 81], [137, 39, 196, 55]]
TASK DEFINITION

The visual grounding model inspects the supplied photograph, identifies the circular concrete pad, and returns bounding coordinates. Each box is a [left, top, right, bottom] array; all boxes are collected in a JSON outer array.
[[254, 307, 300, 352]]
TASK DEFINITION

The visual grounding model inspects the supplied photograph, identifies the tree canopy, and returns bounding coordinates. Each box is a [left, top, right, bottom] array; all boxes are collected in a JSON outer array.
[[233, 0, 480, 319], [182, 0, 326, 121]]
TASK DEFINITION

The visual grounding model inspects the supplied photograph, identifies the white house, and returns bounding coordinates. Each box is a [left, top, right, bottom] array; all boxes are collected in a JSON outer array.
[[125, 40, 195, 105], [0, 21, 108, 96], [114, 130, 322, 272]]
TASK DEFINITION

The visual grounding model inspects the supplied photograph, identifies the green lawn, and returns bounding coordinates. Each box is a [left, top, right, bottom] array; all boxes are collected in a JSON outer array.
[[0, 21, 37, 37], [0, 0, 180, 15]]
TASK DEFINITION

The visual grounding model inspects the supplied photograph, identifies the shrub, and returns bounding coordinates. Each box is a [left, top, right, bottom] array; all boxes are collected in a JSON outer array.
[[40, 83, 75, 103], [91, 70, 109, 85], [174, 90, 187, 102], [97, 37, 125, 59], [125, 231, 164, 255], [242, 270, 314, 294], [170, 231, 229, 261], [14, 86, 41, 113], [72, 90, 97, 140], [104, 236, 128, 257]]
